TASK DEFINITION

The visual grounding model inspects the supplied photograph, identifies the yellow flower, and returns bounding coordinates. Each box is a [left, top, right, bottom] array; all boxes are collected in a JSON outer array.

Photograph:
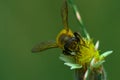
[[75, 39, 99, 65], [59, 37, 113, 69]]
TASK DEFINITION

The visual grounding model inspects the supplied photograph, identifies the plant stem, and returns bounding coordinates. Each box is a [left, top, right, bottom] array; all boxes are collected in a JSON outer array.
[[67, 0, 90, 40]]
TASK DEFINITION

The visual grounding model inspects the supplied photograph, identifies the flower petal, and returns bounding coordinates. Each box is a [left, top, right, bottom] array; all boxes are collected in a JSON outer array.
[[64, 63, 82, 69], [100, 50, 113, 60], [90, 58, 105, 68], [95, 40, 99, 50], [59, 54, 75, 63], [84, 69, 89, 80]]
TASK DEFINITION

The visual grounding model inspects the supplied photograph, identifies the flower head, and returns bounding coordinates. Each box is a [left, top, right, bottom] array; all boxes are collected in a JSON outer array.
[[59, 37, 113, 69]]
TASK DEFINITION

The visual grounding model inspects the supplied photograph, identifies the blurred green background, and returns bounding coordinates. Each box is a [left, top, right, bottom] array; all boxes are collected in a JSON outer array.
[[0, 0, 119, 80]]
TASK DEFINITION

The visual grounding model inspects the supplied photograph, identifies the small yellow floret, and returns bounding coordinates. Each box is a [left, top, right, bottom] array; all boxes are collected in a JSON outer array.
[[75, 39, 99, 65]]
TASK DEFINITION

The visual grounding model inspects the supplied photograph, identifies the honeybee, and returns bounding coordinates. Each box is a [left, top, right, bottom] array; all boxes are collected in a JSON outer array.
[[31, 0, 82, 55]]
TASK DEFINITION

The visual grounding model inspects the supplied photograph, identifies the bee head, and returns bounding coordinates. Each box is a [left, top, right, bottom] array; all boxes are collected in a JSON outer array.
[[56, 29, 74, 49]]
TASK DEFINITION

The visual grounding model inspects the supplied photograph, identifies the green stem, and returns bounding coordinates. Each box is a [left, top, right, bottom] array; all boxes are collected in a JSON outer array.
[[67, 0, 90, 40]]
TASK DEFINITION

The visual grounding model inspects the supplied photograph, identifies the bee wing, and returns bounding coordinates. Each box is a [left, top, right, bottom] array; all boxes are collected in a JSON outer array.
[[32, 40, 58, 53], [61, 0, 69, 31]]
